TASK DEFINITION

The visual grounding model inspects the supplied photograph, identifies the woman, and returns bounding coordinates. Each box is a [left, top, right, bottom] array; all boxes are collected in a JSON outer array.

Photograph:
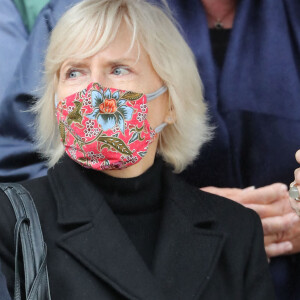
[[0, 0, 275, 299]]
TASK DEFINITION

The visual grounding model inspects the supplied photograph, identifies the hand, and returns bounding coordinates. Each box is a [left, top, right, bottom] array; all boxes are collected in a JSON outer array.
[[201, 184, 299, 258], [264, 217, 300, 256], [289, 150, 300, 215]]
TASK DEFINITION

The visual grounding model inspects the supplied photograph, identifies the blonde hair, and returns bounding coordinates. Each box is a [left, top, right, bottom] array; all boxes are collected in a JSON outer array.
[[33, 0, 212, 173]]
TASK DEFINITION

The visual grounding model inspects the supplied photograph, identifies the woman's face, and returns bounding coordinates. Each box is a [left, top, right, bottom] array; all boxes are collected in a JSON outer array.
[[57, 22, 172, 177], [57, 22, 170, 131]]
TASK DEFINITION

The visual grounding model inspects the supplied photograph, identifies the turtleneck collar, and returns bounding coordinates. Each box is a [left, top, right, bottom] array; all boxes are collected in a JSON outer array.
[[84, 156, 164, 214]]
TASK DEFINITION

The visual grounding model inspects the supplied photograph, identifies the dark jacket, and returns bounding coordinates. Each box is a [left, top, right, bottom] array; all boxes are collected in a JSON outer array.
[[0, 261, 10, 300], [0, 157, 275, 299]]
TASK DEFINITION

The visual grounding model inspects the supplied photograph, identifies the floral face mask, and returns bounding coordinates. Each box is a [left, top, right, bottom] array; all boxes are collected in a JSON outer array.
[[55, 82, 168, 170]]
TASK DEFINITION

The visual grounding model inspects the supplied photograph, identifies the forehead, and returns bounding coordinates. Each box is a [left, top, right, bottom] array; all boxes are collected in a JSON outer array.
[[95, 22, 141, 61], [61, 22, 150, 69]]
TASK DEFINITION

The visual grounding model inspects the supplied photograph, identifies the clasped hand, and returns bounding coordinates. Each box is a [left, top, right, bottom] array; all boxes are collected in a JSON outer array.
[[201, 183, 300, 258]]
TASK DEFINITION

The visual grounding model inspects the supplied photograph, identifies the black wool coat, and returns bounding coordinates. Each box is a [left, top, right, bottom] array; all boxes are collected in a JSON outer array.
[[0, 157, 275, 300]]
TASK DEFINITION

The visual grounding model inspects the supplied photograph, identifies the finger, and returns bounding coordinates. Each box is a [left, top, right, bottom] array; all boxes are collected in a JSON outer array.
[[289, 196, 300, 216], [244, 200, 291, 218], [294, 169, 300, 185], [262, 213, 299, 236], [200, 186, 228, 193], [296, 150, 300, 164], [265, 242, 293, 258], [239, 183, 287, 205], [243, 186, 255, 192], [200, 186, 241, 198]]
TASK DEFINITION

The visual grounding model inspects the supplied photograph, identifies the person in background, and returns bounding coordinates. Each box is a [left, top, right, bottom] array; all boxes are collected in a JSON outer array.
[[0, 0, 299, 298], [164, 1, 300, 299], [0, 0, 49, 102], [0, 0, 49, 180], [13, 0, 49, 33], [0, 0, 28, 102]]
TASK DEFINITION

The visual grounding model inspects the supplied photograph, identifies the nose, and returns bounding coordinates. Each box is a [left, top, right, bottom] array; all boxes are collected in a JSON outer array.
[[90, 70, 107, 86]]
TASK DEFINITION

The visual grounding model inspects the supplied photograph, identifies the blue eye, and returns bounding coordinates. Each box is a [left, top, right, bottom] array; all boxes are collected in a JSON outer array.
[[68, 70, 82, 78], [112, 67, 129, 76]]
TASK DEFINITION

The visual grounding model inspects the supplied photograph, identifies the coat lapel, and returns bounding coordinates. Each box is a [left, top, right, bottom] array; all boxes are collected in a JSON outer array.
[[57, 201, 165, 300], [49, 156, 165, 300], [153, 172, 226, 299], [49, 156, 226, 299]]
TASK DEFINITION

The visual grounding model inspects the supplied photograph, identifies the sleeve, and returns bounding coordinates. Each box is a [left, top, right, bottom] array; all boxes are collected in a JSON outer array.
[[0, 4, 54, 182], [244, 209, 276, 300], [0, 0, 28, 101]]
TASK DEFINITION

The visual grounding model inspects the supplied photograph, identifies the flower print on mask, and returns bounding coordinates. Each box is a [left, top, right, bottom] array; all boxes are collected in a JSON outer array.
[[56, 82, 168, 171], [84, 120, 100, 138], [137, 112, 147, 122], [86, 87, 134, 133]]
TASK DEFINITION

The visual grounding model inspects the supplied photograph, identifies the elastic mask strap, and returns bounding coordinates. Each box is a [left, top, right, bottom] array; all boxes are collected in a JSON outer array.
[[154, 122, 167, 133], [54, 94, 59, 108], [146, 86, 167, 102]]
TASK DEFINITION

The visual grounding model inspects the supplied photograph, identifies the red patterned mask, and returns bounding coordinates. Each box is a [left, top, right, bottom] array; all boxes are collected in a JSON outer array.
[[56, 82, 167, 170]]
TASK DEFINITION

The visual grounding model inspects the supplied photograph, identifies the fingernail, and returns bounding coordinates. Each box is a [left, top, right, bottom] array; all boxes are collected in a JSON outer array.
[[283, 242, 293, 251], [279, 184, 288, 196], [243, 186, 255, 191], [280, 184, 288, 192]]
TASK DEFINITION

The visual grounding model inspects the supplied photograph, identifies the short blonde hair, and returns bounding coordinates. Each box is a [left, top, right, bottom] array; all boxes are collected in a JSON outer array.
[[33, 0, 212, 173]]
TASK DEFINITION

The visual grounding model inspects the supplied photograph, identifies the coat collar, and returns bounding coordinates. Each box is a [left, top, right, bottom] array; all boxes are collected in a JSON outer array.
[[152, 169, 226, 299], [48, 156, 225, 299], [48, 155, 217, 225], [48, 155, 106, 224]]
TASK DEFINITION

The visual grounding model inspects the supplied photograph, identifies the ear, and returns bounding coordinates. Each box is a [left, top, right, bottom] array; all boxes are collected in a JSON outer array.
[[164, 108, 176, 125]]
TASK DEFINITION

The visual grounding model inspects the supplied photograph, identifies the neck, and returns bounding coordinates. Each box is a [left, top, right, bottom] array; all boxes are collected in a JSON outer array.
[[201, 0, 238, 29]]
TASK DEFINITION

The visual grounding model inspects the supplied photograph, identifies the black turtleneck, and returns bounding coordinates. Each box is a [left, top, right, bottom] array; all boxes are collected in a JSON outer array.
[[86, 158, 164, 269]]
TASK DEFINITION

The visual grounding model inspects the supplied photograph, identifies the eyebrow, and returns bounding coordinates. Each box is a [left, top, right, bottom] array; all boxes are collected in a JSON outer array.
[[61, 56, 140, 72], [61, 61, 89, 71]]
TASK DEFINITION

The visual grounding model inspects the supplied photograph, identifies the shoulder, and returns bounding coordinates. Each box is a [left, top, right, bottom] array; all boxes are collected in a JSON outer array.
[[0, 175, 54, 245], [199, 188, 259, 221], [21, 175, 52, 201], [169, 172, 262, 235], [0, 176, 53, 236], [199, 188, 262, 233]]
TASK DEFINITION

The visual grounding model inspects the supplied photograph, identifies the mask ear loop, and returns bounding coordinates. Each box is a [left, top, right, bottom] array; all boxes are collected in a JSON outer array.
[[54, 94, 59, 108], [146, 86, 168, 102], [145, 86, 168, 133], [154, 123, 167, 133]]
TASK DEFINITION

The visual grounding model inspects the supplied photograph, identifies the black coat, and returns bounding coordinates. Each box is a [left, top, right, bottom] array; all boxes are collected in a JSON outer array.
[[0, 262, 10, 300], [0, 157, 275, 299]]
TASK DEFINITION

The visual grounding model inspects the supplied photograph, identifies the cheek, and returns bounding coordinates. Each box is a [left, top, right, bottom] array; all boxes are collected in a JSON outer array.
[[146, 96, 168, 128], [56, 83, 87, 100]]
